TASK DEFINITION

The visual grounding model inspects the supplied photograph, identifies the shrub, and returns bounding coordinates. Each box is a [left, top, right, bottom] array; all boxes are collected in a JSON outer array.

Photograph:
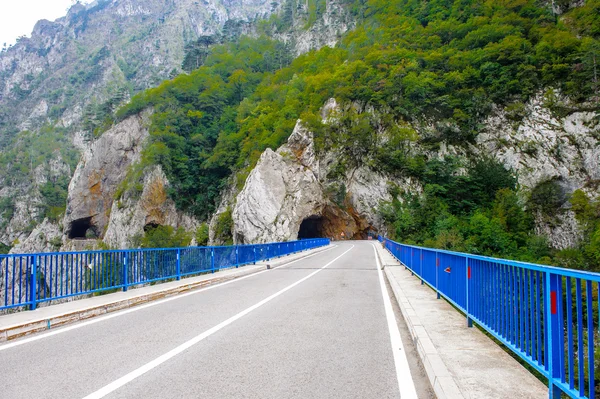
[[195, 223, 209, 246], [214, 208, 233, 245], [141, 225, 192, 248]]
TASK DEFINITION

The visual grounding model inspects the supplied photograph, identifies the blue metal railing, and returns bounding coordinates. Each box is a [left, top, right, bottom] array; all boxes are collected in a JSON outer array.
[[380, 236, 599, 399], [0, 239, 329, 312]]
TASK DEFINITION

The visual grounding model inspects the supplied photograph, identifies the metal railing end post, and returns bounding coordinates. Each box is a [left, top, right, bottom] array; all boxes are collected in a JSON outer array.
[[176, 249, 181, 281], [30, 255, 37, 311], [211, 249, 215, 274], [122, 253, 128, 292]]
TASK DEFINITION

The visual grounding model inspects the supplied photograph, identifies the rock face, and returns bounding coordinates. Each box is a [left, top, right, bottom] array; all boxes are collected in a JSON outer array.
[[232, 121, 392, 243], [279, 0, 353, 56], [0, 0, 276, 131], [478, 96, 600, 191], [104, 166, 200, 249], [60, 108, 200, 250], [0, 152, 73, 247], [63, 111, 151, 240], [233, 145, 324, 243], [477, 94, 600, 248], [9, 219, 63, 254]]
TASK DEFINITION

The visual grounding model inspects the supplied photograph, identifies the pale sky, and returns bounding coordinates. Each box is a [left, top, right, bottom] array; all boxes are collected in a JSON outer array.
[[0, 0, 92, 47]]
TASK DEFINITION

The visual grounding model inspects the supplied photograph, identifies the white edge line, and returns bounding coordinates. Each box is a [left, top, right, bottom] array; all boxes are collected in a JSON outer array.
[[82, 244, 355, 399], [0, 245, 338, 352], [373, 243, 418, 399]]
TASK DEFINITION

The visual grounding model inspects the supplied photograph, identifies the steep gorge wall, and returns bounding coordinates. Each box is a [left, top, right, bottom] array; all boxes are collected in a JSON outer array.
[[10, 109, 200, 253], [477, 95, 600, 249], [0, 0, 278, 250], [230, 116, 413, 244], [226, 95, 599, 248]]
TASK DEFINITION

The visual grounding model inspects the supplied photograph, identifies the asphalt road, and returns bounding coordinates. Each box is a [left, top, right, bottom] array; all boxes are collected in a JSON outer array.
[[0, 241, 432, 399]]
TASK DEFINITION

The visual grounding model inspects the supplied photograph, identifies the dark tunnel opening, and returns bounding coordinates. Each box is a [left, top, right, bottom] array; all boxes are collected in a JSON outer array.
[[144, 222, 161, 232], [298, 216, 325, 239], [67, 217, 97, 239]]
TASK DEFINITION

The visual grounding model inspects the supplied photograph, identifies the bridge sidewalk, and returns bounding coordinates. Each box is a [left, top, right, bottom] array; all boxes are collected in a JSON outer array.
[[0, 245, 332, 343], [375, 242, 547, 399]]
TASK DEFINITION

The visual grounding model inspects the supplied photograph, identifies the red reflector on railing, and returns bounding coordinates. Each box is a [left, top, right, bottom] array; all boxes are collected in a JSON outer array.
[[550, 291, 557, 315], [468, 267, 471, 279]]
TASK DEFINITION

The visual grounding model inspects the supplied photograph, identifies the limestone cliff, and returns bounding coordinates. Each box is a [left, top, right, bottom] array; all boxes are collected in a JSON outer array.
[[0, 0, 278, 250], [226, 93, 599, 248], [103, 166, 199, 248], [63, 110, 151, 241], [477, 94, 600, 249], [231, 120, 403, 243]]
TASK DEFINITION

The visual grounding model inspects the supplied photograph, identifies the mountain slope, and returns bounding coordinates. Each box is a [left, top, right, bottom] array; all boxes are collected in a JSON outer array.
[[0, 0, 353, 250], [0, 0, 288, 247], [111, 0, 600, 269]]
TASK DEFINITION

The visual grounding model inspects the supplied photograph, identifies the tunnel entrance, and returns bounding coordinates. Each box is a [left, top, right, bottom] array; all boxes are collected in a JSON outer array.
[[298, 216, 325, 239], [297, 207, 377, 241], [67, 217, 98, 239], [144, 222, 161, 232]]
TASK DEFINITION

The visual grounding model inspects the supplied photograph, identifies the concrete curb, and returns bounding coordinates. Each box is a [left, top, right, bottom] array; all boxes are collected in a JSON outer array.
[[0, 245, 333, 343], [374, 243, 465, 399]]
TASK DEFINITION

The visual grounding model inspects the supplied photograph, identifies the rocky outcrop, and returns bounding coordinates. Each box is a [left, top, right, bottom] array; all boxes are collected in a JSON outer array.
[[233, 145, 324, 243], [280, 0, 354, 56], [63, 111, 151, 240], [478, 96, 600, 191], [0, 152, 72, 247], [232, 120, 392, 243], [477, 94, 600, 248], [534, 210, 584, 250], [9, 219, 63, 254], [104, 166, 200, 249]]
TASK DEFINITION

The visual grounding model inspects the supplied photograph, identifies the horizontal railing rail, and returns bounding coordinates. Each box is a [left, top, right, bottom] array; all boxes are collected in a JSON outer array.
[[0, 239, 329, 312], [379, 236, 598, 399]]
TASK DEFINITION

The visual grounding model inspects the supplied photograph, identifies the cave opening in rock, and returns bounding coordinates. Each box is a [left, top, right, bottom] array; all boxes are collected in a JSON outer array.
[[298, 216, 326, 239], [67, 217, 97, 239], [144, 222, 160, 232]]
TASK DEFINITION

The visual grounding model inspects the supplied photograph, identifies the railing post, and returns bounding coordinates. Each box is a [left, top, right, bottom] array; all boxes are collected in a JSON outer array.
[[253, 247, 256, 265], [420, 248, 424, 285], [123, 253, 128, 292], [176, 249, 181, 281], [235, 246, 239, 268], [466, 256, 472, 328], [436, 251, 440, 299], [546, 272, 562, 398], [30, 255, 37, 311], [211, 249, 215, 273]]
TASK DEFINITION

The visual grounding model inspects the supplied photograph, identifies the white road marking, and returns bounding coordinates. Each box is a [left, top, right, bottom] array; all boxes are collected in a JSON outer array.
[[81, 245, 355, 399], [373, 244, 418, 399], [0, 245, 338, 352]]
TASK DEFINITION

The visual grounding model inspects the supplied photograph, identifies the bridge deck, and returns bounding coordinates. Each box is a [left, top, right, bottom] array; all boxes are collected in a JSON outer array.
[[0, 242, 433, 399], [378, 243, 548, 398]]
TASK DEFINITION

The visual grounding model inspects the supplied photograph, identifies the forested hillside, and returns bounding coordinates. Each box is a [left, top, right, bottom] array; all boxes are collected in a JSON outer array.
[[111, 0, 600, 269], [0, 0, 281, 249]]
